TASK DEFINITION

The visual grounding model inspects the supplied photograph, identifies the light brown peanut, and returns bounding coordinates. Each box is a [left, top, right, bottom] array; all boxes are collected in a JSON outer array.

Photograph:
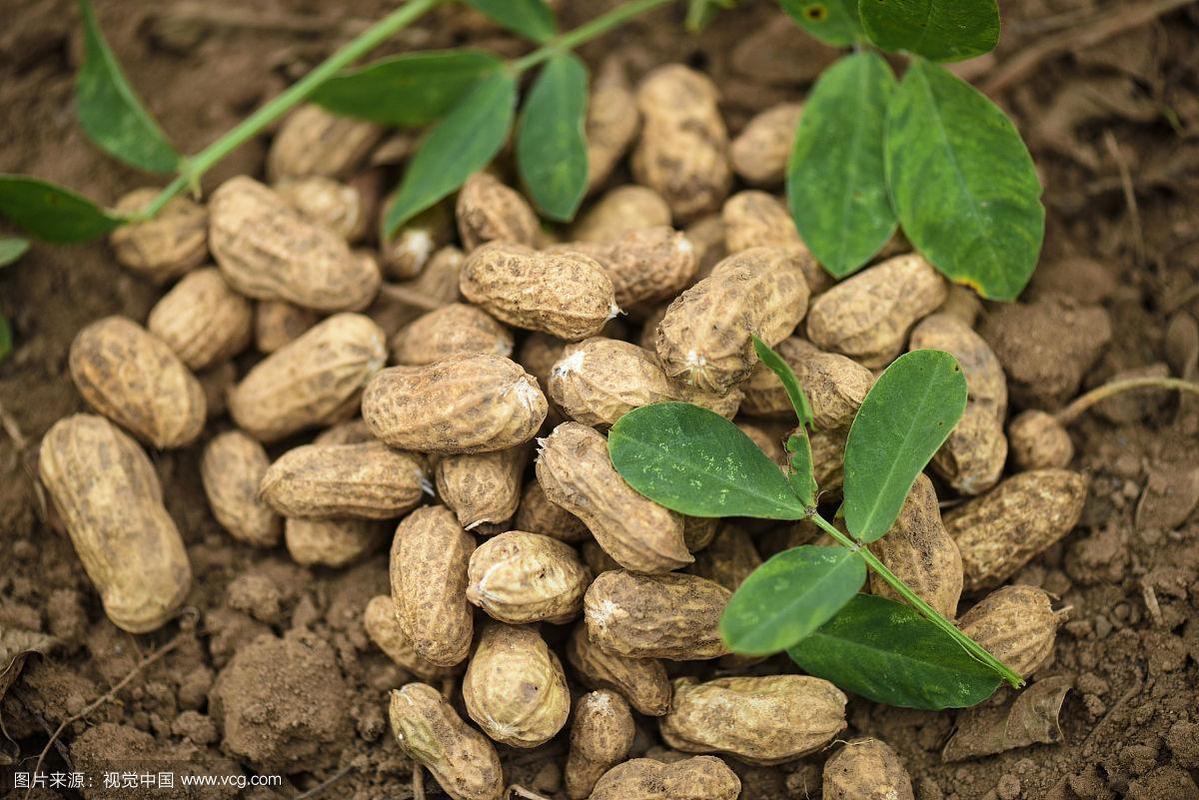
[[565, 624, 672, 716], [721, 191, 829, 293], [1008, 410, 1074, 471], [932, 402, 1008, 496], [435, 446, 526, 530], [147, 267, 253, 370], [391, 303, 513, 366], [730, 102, 803, 186], [565, 690, 636, 800], [909, 313, 1007, 414], [200, 431, 281, 548], [690, 524, 762, 592], [823, 738, 914, 800], [364, 596, 462, 682], [109, 189, 207, 284], [267, 104, 382, 182], [683, 516, 719, 552], [958, 585, 1062, 676], [550, 227, 697, 309], [456, 172, 539, 251], [275, 176, 367, 242], [571, 185, 672, 243], [382, 202, 453, 280], [740, 337, 872, 429], [260, 441, 426, 520], [254, 300, 320, 354], [684, 213, 729, 282], [284, 517, 389, 568], [589, 756, 741, 800], [381, 245, 466, 330], [586, 56, 640, 191], [466, 531, 591, 624], [197, 361, 237, 421], [514, 481, 591, 543]]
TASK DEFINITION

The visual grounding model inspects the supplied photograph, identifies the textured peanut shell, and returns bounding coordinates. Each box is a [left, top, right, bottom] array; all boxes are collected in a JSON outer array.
[[229, 313, 387, 442], [683, 516, 719, 553], [566, 624, 671, 716], [436, 446, 526, 530], [565, 690, 636, 800], [721, 191, 828, 293], [389, 683, 504, 800], [147, 267, 253, 370], [363, 354, 547, 454], [382, 245, 466, 330], [867, 474, 962, 619], [909, 313, 1007, 415], [806, 254, 948, 367], [589, 756, 741, 800], [200, 431, 281, 548], [460, 242, 617, 341], [823, 738, 915, 800], [730, 103, 803, 186], [382, 202, 453, 280], [740, 337, 873, 429], [517, 332, 567, 393], [660, 676, 847, 765], [466, 531, 591, 624], [1008, 410, 1074, 471], [267, 104, 382, 182], [685, 214, 729, 282], [514, 481, 591, 543], [254, 300, 320, 354], [38, 414, 192, 633], [584, 571, 730, 660], [69, 316, 206, 449], [391, 303, 513, 366], [364, 596, 461, 682], [548, 338, 684, 428], [456, 172, 539, 252], [586, 56, 640, 191], [209, 176, 381, 312], [197, 361, 236, 421], [462, 623, 570, 748], [550, 227, 697, 309], [690, 525, 762, 592], [109, 189, 207, 284], [390, 506, 475, 666], [810, 426, 848, 493], [958, 585, 1061, 676], [656, 247, 811, 394], [276, 176, 367, 242], [260, 441, 425, 520], [285, 517, 388, 568], [932, 401, 1008, 496], [571, 185, 672, 243], [946, 470, 1089, 591], [536, 423, 691, 573], [313, 418, 375, 446]]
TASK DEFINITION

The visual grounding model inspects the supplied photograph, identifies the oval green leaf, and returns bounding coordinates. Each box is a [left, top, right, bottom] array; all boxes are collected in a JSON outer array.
[[886, 59, 1044, 300], [0, 176, 124, 243], [859, 0, 1000, 62], [788, 51, 896, 279], [466, 0, 556, 43], [608, 402, 808, 520], [752, 335, 813, 427], [383, 71, 517, 236], [310, 50, 503, 127], [780, 0, 863, 46], [722, 545, 865, 656], [842, 349, 966, 542], [789, 594, 1002, 709], [516, 53, 589, 222], [0, 238, 29, 268], [75, 0, 179, 173], [785, 431, 818, 507]]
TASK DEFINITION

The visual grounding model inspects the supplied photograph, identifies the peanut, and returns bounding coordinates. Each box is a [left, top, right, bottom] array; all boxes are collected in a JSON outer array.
[[38, 414, 192, 633], [931, 402, 1008, 496], [284, 517, 389, 568], [589, 756, 740, 800], [683, 516, 719, 552], [382, 202, 453, 280], [571, 185, 672, 243], [822, 738, 914, 800], [456, 172, 539, 252], [690, 524, 762, 592], [958, 585, 1062, 676], [197, 361, 237, 420], [1008, 409, 1074, 470], [517, 332, 567, 393], [436, 446, 526, 531], [466, 531, 591, 624], [550, 227, 697, 308], [254, 300, 319, 354], [730, 102, 803, 186], [267, 104, 382, 182], [909, 313, 1007, 413], [810, 426, 848, 493], [275, 176, 368, 242], [565, 690, 636, 800], [736, 420, 787, 466], [740, 337, 873, 429], [684, 213, 728, 282], [382, 245, 465, 330], [364, 596, 462, 682], [200, 431, 281, 548], [390, 303, 513, 366], [109, 189, 207, 284], [565, 624, 672, 716], [586, 56, 640, 191], [313, 417, 375, 446], [147, 267, 253, 370], [721, 191, 829, 293], [260, 441, 426, 520], [514, 481, 591, 543]]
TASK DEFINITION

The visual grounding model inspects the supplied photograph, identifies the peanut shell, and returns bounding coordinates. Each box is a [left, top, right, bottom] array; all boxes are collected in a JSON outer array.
[[571, 185, 672, 243], [514, 481, 591, 544], [565, 625, 671, 716], [267, 104, 382, 181], [275, 176, 367, 242], [1008, 410, 1074, 471], [583, 570, 730, 660], [550, 227, 697, 309], [200, 431, 281, 548], [909, 313, 1007, 415], [381, 245, 465, 330], [364, 596, 461, 682], [382, 202, 453, 279], [285, 517, 388, 568], [435, 446, 526, 530], [589, 756, 740, 800], [586, 56, 640, 191], [391, 303, 513, 366], [147, 267, 254, 370], [690, 524, 762, 592], [730, 102, 803, 186], [958, 585, 1062, 676], [456, 172, 539, 252], [721, 191, 828, 293], [932, 401, 1008, 496], [254, 300, 320, 354], [823, 738, 914, 800], [565, 690, 636, 800], [109, 189, 207, 284], [260, 441, 426, 520], [740, 337, 872, 429], [466, 531, 591, 624]]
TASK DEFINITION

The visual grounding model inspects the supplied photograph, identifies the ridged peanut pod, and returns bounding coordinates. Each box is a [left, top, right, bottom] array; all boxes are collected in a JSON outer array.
[[391, 303, 514, 366], [1008, 410, 1074, 471], [462, 623, 571, 748], [363, 355, 547, 454], [740, 337, 873, 429], [931, 402, 1008, 496], [656, 247, 811, 394], [364, 596, 461, 682], [147, 267, 253, 370], [806, 254, 948, 368], [565, 690, 636, 800], [549, 227, 698, 308], [590, 756, 741, 800], [209, 176, 381, 312], [390, 506, 475, 666], [690, 524, 762, 592], [109, 189, 207, 284], [386, 245, 468, 331], [466, 531, 592, 624], [632, 65, 731, 221], [867, 474, 963, 619], [945, 470, 1088, 591], [535, 422, 692, 573], [275, 176, 367, 242], [389, 683, 504, 800], [69, 316, 206, 449], [460, 242, 618, 341], [660, 676, 847, 765], [229, 313, 387, 443], [584, 571, 731, 660], [548, 338, 683, 427], [284, 517, 389, 568], [565, 625, 672, 716], [456, 172, 539, 251], [382, 203, 453, 280], [958, 585, 1063, 676], [200, 431, 281, 548], [259, 441, 426, 520], [909, 313, 1007, 413], [514, 482, 591, 543], [38, 414, 192, 633], [721, 191, 829, 293], [823, 738, 915, 800], [684, 516, 719, 552], [730, 103, 803, 186], [586, 56, 640, 191], [436, 446, 526, 530], [267, 104, 382, 182], [254, 300, 319, 354], [571, 185, 672, 243]]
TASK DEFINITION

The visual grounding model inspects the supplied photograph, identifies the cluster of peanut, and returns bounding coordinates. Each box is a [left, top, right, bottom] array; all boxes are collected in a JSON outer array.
[[37, 58, 1086, 800]]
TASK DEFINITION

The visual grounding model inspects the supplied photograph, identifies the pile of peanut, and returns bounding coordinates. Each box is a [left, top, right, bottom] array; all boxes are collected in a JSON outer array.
[[38, 60, 1088, 799]]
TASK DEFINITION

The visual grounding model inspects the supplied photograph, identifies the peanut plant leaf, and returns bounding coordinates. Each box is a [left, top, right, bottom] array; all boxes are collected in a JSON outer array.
[[383, 71, 517, 236], [785, 431, 818, 507], [886, 59, 1044, 300], [0, 314, 10, 363], [609, 402, 808, 520], [75, 0, 179, 173], [752, 335, 813, 427], [788, 51, 896, 278], [859, 0, 1000, 62], [842, 349, 966, 542], [516, 53, 589, 222], [466, 0, 556, 43], [0, 176, 125, 243], [721, 545, 865, 656], [780, 0, 863, 46], [310, 50, 503, 127], [0, 238, 29, 267], [789, 594, 1002, 709]]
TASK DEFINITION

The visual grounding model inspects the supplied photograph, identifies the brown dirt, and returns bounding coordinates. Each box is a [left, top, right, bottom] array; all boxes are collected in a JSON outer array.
[[2, 1, 1199, 798]]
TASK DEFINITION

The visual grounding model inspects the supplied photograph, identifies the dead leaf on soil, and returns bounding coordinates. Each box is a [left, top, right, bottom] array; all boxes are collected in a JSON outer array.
[[942, 675, 1072, 762], [0, 625, 55, 765]]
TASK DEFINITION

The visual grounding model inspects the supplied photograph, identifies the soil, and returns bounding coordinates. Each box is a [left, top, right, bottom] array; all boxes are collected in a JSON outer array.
[[2, 1, 1199, 798]]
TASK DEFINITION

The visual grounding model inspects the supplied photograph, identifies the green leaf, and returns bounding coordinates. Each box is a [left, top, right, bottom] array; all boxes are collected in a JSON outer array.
[[516, 53, 589, 222], [842, 349, 966, 542], [75, 0, 179, 173], [722, 545, 866, 655], [383, 71, 517, 236], [789, 594, 1002, 709], [788, 51, 896, 279], [785, 431, 818, 507], [779, 0, 863, 46], [0, 176, 124, 243], [752, 335, 813, 427], [609, 402, 808, 520], [886, 59, 1044, 300], [860, 0, 1000, 62], [310, 50, 503, 128], [0, 313, 10, 364], [687, 0, 737, 32], [466, 0, 556, 43], [0, 238, 29, 267]]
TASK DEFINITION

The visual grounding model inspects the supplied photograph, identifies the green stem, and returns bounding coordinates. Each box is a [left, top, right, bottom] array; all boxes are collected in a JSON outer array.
[[807, 513, 1025, 689], [510, 0, 676, 73]]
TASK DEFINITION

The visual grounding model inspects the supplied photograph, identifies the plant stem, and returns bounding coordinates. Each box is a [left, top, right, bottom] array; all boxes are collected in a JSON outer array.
[[510, 0, 676, 74], [806, 513, 1025, 689], [1055, 376, 1199, 425]]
